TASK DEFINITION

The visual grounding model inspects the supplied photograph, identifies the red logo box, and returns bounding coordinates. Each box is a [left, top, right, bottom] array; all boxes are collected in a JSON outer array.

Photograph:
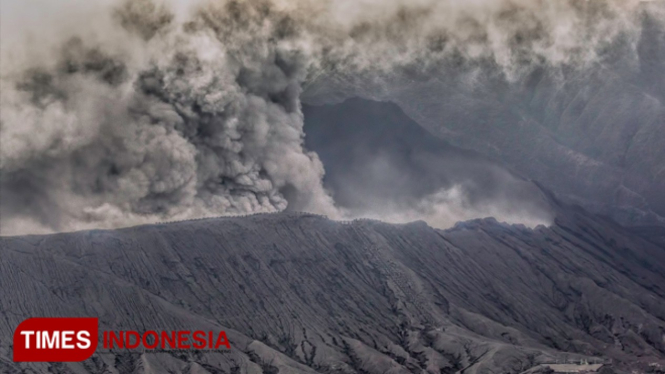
[[13, 318, 98, 362]]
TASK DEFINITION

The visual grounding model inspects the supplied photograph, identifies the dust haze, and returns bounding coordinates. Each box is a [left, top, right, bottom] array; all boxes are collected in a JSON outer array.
[[1, 0, 660, 235]]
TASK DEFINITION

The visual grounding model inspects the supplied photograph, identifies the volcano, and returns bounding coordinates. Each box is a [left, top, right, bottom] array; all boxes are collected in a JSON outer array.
[[1, 186, 664, 373]]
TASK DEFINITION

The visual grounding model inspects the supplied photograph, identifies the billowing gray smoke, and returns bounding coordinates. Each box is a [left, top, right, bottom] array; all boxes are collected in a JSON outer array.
[[0, 0, 660, 234], [1, 0, 340, 234]]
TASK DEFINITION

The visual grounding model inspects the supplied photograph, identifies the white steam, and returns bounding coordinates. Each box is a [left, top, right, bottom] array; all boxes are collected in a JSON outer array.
[[0, 0, 658, 234], [342, 185, 553, 230]]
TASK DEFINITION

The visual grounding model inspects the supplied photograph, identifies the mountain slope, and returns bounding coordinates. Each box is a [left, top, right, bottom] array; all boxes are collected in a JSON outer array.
[[1, 194, 665, 373]]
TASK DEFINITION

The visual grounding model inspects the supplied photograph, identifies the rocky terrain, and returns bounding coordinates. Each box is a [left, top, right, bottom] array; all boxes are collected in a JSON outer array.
[[1, 188, 664, 373]]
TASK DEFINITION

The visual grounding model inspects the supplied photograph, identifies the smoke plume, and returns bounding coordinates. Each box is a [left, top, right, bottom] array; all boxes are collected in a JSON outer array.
[[0, 0, 660, 234]]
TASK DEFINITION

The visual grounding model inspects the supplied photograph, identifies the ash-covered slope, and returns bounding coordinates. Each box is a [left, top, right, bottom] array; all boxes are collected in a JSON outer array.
[[1, 195, 665, 373]]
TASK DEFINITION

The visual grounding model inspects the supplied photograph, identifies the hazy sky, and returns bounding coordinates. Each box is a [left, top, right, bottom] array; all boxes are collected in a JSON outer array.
[[0, 0, 196, 44], [2, 0, 108, 35]]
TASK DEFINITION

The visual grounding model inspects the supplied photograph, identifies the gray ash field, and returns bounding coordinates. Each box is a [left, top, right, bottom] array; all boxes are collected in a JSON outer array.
[[2, 189, 664, 373]]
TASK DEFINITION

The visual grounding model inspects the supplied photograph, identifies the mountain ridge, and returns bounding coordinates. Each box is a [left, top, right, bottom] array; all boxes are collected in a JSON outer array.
[[1, 190, 665, 373]]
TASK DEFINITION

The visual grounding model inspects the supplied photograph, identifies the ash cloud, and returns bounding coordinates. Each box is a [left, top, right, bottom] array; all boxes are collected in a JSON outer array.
[[303, 98, 555, 230], [0, 0, 660, 234]]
